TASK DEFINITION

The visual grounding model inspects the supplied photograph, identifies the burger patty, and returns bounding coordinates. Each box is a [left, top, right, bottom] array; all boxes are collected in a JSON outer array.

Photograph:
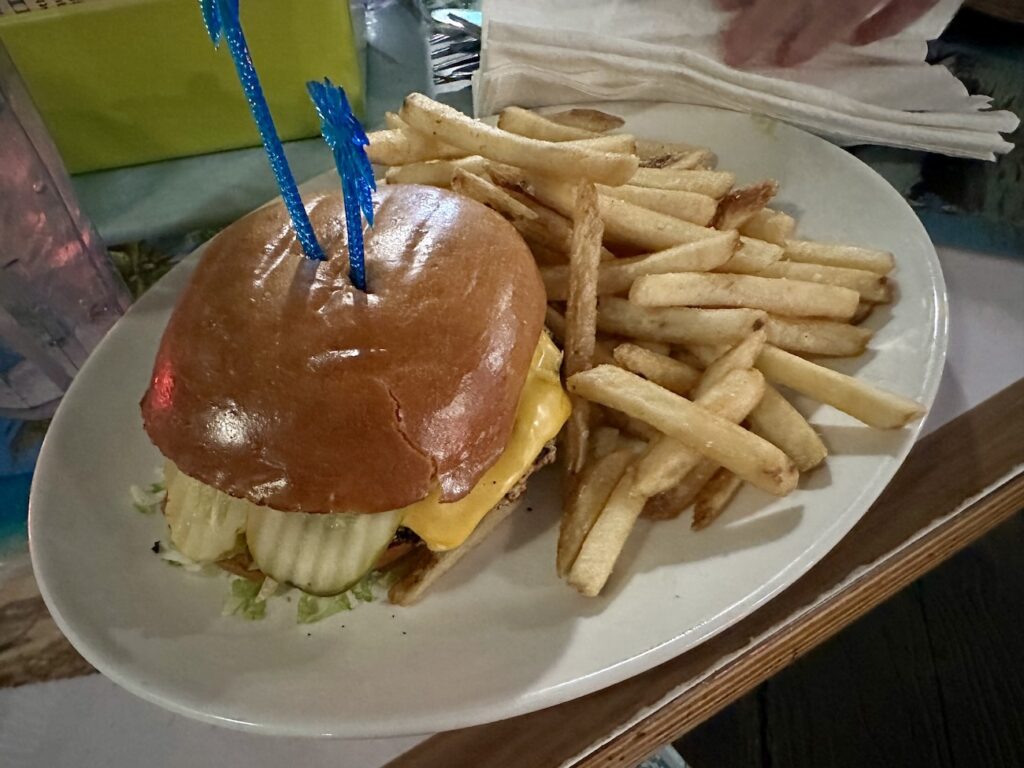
[[387, 439, 558, 605], [390, 525, 423, 546]]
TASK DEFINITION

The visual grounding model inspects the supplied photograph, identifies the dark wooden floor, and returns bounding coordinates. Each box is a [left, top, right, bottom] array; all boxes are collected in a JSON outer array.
[[676, 511, 1024, 768]]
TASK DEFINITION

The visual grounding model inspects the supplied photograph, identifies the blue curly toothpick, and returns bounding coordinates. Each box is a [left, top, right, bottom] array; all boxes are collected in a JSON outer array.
[[307, 78, 376, 292], [199, 0, 324, 261]]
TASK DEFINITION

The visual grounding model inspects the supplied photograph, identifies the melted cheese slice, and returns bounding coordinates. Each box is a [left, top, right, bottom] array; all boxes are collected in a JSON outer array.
[[400, 334, 570, 551]]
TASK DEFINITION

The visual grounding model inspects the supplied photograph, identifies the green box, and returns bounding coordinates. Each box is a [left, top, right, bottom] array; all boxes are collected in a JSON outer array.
[[0, 0, 362, 173]]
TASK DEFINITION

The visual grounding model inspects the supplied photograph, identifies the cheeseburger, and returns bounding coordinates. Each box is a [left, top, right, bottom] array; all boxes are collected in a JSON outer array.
[[141, 184, 569, 605]]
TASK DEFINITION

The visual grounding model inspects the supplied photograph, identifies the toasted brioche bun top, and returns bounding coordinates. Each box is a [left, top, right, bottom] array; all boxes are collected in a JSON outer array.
[[141, 184, 546, 514]]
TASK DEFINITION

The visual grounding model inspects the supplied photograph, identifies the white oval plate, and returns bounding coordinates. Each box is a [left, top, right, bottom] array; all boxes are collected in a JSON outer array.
[[30, 103, 947, 738]]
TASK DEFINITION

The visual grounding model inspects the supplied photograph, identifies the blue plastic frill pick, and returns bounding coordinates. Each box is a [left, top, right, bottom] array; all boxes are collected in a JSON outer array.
[[307, 78, 376, 292], [199, 0, 324, 261]]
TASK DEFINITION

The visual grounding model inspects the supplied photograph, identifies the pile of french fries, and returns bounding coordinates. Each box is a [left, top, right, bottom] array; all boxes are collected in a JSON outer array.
[[371, 93, 927, 598]]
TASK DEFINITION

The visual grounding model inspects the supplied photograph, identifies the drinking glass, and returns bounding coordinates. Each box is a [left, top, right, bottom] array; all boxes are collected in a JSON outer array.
[[0, 39, 130, 419]]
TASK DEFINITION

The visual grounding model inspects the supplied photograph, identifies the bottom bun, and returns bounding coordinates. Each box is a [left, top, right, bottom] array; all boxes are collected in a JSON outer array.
[[388, 441, 558, 606]]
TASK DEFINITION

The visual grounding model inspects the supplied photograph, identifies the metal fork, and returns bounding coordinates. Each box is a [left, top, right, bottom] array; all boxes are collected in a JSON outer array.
[[428, 7, 481, 86]]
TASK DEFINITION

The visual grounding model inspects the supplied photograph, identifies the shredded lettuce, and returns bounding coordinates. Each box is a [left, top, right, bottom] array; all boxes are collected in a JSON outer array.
[[135, 455, 388, 626], [217, 568, 390, 623], [295, 572, 384, 624], [129, 467, 166, 514], [157, 539, 205, 572], [297, 592, 352, 624], [350, 575, 376, 603], [223, 577, 267, 620], [130, 481, 166, 515]]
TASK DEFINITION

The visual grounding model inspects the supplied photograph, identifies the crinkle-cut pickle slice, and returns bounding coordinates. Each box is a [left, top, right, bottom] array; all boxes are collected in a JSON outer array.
[[247, 504, 402, 596], [164, 461, 249, 563]]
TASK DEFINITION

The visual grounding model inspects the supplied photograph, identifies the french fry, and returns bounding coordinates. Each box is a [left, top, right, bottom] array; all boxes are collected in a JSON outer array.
[[524, 174, 719, 252], [385, 156, 488, 187], [568, 365, 797, 495], [715, 237, 784, 274], [643, 459, 717, 520], [545, 305, 567, 340], [636, 138, 715, 166], [540, 233, 737, 301], [686, 343, 731, 367], [632, 340, 672, 355], [632, 368, 767, 498], [757, 261, 892, 304], [477, 159, 527, 188], [692, 469, 744, 530], [558, 443, 640, 579], [601, 406, 662, 441], [599, 184, 718, 225], [748, 384, 827, 471], [612, 343, 701, 396], [629, 168, 735, 198], [383, 111, 406, 130], [763, 315, 873, 357], [530, 242, 567, 267], [691, 329, 767, 400], [598, 196, 722, 251], [640, 152, 688, 170], [567, 463, 648, 596], [498, 106, 597, 142], [598, 297, 767, 345], [630, 273, 860, 321], [641, 149, 715, 170], [567, 134, 638, 155], [482, 135, 633, 160], [548, 305, 617, 366], [590, 426, 622, 461], [400, 93, 638, 185], [756, 345, 925, 428], [451, 169, 539, 220], [564, 395, 592, 483], [672, 347, 709, 372], [564, 183, 605, 474], [366, 128, 467, 166], [492, 192, 572, 257], [500, 187, 617, 262], [561, 442, 638, 581], [545, 108, 625, 134], [739, 208, 796, 245], [712, 180, 779, 231], [595, 342, 618, 367], [504, 192, 576, 257], [784, 239, 894, 275], [851, 301, 874, 325]]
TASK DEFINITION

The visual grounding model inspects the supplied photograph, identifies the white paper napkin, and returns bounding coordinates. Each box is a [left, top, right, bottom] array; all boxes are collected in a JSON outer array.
[[475, 0, 1018, 160]]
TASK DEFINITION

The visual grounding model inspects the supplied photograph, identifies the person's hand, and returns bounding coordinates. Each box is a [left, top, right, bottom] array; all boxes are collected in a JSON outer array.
[[719, 0, 940, 67]]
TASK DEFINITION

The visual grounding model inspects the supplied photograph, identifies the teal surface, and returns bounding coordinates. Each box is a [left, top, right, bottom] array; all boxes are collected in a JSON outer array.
[[0, 472, 30, 544], [0, 419, 41, 551]]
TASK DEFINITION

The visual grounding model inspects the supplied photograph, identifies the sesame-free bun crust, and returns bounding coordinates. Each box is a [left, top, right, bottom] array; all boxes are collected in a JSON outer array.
[[141, 184, 545, 513]]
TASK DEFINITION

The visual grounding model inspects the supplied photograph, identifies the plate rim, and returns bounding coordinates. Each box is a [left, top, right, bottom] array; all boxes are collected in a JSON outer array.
[[28, 101, 949, 737]]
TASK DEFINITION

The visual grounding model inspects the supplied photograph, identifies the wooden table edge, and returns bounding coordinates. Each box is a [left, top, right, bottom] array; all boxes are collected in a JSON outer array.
[[579, 471, 1024, 767], [386, 378, 1024, 768]]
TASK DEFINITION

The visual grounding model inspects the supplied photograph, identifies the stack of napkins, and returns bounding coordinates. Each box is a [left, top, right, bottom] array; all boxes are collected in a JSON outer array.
[[475, 0, 1018, 160]]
